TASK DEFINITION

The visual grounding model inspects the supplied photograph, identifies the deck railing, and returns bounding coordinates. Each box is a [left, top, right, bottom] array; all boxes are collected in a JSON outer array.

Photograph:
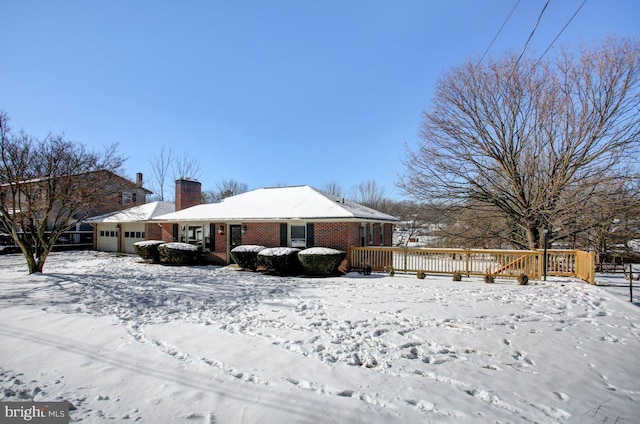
[[350, 246, 596, 284]]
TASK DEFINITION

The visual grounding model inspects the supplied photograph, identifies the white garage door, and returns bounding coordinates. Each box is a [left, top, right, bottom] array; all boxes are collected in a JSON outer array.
[[97, 224, 119, 252], [123, 223, 146, 254]]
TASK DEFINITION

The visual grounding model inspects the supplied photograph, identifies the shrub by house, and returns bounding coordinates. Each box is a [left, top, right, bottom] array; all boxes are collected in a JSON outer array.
[[298, 247, 345, 276]]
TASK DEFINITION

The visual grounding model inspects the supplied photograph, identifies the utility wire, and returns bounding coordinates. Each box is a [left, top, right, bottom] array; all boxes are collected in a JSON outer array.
[[476, 0, 522, 68], [533, 0, 588, 68], [514, 0, 550, 69]]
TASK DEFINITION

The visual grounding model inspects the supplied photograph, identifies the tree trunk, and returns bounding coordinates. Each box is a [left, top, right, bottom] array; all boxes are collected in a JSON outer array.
[[526, 227, 539, 250], [24, 253, 41, 274]]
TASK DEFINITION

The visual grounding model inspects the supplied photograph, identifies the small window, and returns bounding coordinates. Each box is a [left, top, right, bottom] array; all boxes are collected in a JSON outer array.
[[291, 225, 305, 239], [110, 231, 115, 237], [125, 232, 130, 238], [141, 232, 145, 238], [122, 192, 132, 204], [135, 232, 142, 238], [100, 231, 105, 237]]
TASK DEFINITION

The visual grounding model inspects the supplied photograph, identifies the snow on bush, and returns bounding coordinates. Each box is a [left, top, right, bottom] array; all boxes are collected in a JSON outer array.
[[134, 240, 167, 248], [257, 247, 301, 275], [230, 245, 266, 271], [133, 240, 166, 263], [158, 242, 199, 265], [298, 247, 345, 276], [161, 242, 199, 251]]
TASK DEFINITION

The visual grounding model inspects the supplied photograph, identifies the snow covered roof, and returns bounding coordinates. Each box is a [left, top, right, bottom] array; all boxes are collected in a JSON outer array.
[[86, 201, 175, 223], [154, 186, 400, 222]]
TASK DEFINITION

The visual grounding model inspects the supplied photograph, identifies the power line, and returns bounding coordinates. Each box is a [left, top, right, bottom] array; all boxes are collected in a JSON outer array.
[[533, 0, 588, 68], [514, 0, 550, 68], [476, 0, 522, 68]]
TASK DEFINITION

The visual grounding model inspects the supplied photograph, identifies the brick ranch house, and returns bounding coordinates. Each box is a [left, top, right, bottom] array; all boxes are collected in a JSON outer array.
[[151, 179, 400, 265]]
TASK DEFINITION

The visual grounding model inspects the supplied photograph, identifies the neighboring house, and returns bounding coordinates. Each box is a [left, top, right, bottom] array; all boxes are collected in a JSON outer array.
[[152, 179, 400, 265], [87, 201, 175, 254], [0, 170, 151, 248]]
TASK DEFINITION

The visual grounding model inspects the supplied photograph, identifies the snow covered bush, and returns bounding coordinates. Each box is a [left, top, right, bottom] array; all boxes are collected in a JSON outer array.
[[133, 240, 166, 263], [230, 245, 266, 271], [298, 247, 346, 276], [158, 242, 200, 265], [257, 247, 301, 275]]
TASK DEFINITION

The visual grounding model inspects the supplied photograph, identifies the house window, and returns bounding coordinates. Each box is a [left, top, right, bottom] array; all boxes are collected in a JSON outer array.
[[188, 226, 203, 245], [125, 232, 130, 238], [123, 192, 132, 204], [100, 231, 105, 237], [380, 224, 385, 245], [290, 225, 306, 248]]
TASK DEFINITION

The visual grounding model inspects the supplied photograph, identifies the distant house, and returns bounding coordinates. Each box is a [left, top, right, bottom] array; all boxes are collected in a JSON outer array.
[[87, 201, 174, 254], [1, 170, 151, 249], [152, 179, 399, 265]]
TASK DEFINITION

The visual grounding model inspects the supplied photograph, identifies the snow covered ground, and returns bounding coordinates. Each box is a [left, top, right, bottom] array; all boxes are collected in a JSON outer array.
[[1, 251, 639, 423]]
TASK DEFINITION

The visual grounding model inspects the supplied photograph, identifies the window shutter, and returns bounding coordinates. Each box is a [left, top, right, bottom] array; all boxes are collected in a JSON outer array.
[[280, 223, 287, 247], [306, 223, 315, 247], [172, 224, 179, 242], [208, 223, 216, 251]]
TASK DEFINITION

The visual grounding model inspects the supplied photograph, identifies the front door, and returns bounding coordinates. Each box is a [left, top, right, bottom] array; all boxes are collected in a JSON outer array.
[[229, 225, 242, 263]]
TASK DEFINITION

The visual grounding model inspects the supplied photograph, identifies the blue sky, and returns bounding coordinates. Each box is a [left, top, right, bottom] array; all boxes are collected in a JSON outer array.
[[1, 1, 638, 199]]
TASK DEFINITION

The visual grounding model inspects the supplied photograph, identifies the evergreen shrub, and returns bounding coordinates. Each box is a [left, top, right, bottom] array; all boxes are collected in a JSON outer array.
[[158, 242, 199, 265], [258, 247, 301, 275], [230, 245, 267, 271], [133, 240, 166, 263], [298, 247, 345, 276]]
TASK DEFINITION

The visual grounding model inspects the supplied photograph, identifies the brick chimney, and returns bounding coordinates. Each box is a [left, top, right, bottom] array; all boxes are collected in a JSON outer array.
[[136, 172, 143, 188], [175, 178, 202, 211]]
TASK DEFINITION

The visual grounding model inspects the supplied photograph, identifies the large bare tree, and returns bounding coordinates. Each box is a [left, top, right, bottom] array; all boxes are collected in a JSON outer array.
[[148, 146, 201, 201], [202, 178, 249, 203], [401, 37, 640, 249], [0, 112, 125, 273], [148, 145, 172, 201]]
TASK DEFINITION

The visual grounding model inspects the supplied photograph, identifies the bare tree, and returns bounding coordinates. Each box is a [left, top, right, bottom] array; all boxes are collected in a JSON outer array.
[[203, 178, 249, 202], [149, 145, 172, 201], [323, 181, 344, 197], [149, 146, 201, 201], [0, 112, 125, 273], [173, 150, 201, 181], [400, 37, 640, 249], [351, 180, 396, 213]]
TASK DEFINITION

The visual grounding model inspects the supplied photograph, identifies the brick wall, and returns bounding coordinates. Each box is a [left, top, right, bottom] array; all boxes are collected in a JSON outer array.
[[314, 222, 360, 251], [384, 223, 394, 246], [145, 222, 173, 242], [240, 222, 281, 247], [175, 179, 202, 211], [186, 220, 394, 266]]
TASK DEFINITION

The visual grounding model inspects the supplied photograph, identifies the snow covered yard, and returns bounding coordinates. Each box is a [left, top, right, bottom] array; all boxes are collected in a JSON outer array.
[[1, 251, 639, 423]]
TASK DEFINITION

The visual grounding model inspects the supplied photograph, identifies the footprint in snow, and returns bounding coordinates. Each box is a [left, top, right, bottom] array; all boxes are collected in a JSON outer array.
[[553, 391, 570, 401], [185, 412, 216, 423]]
